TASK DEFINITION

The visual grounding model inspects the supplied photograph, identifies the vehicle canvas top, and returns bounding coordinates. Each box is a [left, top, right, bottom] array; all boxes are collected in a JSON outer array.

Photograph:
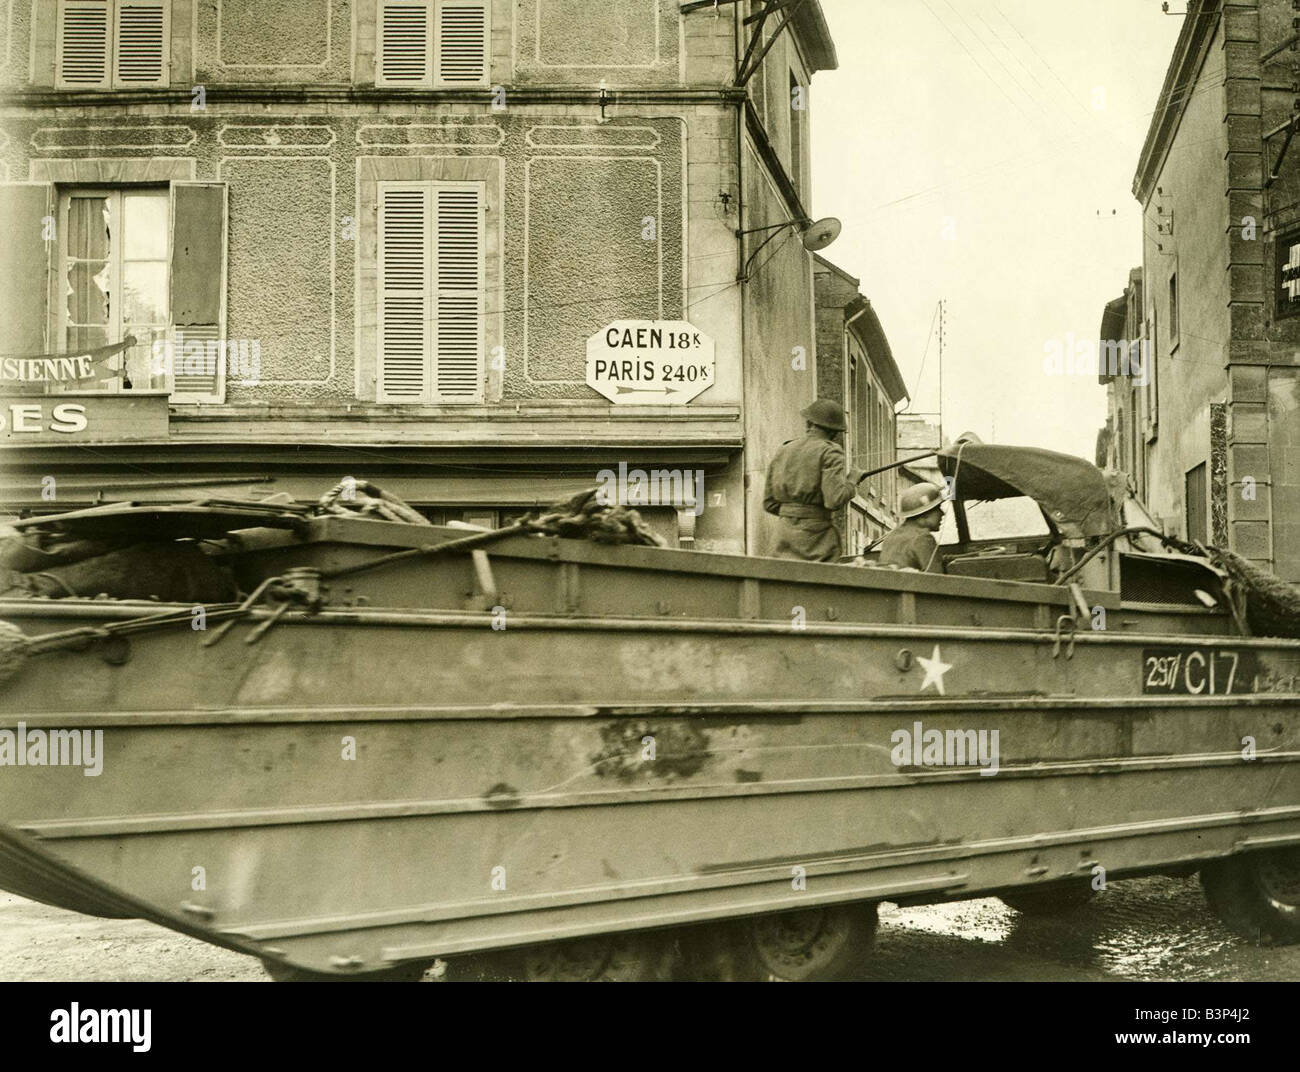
[[938, 443, 1124, 539]]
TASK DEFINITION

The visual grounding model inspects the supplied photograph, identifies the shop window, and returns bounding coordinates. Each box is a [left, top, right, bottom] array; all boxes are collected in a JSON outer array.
[[56, 0, 169, 89], [378, 181, 485, 403], [377, 0, 489, 88]]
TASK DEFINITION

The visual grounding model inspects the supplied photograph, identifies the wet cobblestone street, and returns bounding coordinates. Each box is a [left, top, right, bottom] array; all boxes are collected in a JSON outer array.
[[3, 875, 1295, 982]]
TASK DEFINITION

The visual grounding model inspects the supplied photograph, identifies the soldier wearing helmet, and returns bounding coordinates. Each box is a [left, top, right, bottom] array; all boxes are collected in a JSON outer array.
[[877, 481, 947, 573], [763, 399, 867, 562]]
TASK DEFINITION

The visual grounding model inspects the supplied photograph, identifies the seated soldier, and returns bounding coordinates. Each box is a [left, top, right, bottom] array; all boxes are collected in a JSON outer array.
[[877, 482, 947, 573]]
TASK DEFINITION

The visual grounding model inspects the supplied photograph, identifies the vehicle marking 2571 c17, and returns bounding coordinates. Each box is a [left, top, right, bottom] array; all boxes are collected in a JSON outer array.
[[1142, 648, 1252, 695]]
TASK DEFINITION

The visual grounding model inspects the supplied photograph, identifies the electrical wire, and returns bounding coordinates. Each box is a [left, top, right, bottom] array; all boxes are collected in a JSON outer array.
[[919, 0, 1037, 125], [901, 302, 940, 416]]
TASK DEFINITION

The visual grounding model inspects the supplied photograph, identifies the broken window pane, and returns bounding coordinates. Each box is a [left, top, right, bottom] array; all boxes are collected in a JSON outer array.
[[66, 196, 109, 260]]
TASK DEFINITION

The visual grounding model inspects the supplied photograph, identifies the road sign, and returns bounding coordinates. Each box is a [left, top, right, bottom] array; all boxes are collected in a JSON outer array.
[[585, 320, 715, 405]]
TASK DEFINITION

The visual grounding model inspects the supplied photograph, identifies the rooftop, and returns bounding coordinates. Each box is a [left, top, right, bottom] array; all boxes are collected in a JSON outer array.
[[1132, 0, 1223, 204]]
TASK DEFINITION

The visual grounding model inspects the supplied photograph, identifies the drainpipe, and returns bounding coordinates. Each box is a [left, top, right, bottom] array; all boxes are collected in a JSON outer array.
[[843, 304, 871, 525]]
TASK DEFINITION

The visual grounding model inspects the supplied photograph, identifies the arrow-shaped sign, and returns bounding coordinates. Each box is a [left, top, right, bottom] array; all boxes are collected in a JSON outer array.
[[614, 385, 682, 395], [586, 320, 716, 406]]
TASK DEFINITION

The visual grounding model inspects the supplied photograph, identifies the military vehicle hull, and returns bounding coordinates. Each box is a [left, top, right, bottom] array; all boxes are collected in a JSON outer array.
[[0, 523, 1298, 978]]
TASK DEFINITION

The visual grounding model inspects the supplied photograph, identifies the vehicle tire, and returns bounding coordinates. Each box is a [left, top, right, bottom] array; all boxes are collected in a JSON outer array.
[[719, 902, 879, 982], [1201, 848, 1300, 946], [261, 958, 432, 982], [1000, 883, 1096, 916], [442, 953, 512, 982], [471, 931, 675, 982]]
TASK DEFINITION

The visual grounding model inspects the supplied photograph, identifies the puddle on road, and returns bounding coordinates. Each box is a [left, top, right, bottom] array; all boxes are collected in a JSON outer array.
[[877, 897, 1015, 945], [872, 875, 1296, 982]]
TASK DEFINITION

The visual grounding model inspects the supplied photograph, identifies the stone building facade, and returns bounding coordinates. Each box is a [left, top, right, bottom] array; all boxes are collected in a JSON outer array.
[[812, 253, 907, 552], [1129, 0, 1300, 579], [1098, 268, 1149, 496], [0, 0, 836, 555]]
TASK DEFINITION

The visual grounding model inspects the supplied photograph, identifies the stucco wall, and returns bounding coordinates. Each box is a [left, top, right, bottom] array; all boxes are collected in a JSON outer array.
[[1, 108, 697, 407], [3, 0, 727, 90], [1140, 19, 1229, 540], [0, 0, 830, 559], [743, 138, 817, 557]]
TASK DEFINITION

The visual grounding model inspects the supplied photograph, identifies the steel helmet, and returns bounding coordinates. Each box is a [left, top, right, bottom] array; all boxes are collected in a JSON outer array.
[[801, 398, 848, 432], [899, 481, 946, 520]]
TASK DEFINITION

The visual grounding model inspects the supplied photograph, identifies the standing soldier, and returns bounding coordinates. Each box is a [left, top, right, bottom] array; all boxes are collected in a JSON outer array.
[[763, 399, 866, 562]]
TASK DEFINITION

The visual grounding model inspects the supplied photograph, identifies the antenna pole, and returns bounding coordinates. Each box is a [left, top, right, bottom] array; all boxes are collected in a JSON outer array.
[[938, 299, 945, 445]]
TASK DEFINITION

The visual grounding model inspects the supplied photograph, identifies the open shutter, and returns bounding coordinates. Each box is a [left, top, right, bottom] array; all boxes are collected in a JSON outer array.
[[56, 0, 111, 89], [432, 183, 483, 401], [379, 184, 431, 401], [378, 0, 433, 87], [435, 0, 488, 86], [114, 0, 168, 87], [169, 182, 227, 403], [0, 184, 54, 355]]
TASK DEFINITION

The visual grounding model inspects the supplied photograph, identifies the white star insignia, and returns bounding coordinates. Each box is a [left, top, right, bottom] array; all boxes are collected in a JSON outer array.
[[917, 644, 953, 695]]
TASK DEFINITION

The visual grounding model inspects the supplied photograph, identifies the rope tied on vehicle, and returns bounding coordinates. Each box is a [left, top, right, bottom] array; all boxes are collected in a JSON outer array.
[[316, 478, 430, 526], [317, 487, 665, 581], [0, 486, 667, 671], [0, 620, 28, 686]]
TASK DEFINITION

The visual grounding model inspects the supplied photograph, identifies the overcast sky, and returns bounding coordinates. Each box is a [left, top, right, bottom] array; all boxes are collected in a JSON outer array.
[[810, 0, 1183, 459]]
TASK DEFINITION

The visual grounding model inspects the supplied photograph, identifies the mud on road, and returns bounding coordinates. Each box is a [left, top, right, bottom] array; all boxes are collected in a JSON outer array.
[[2, 875, 1296, 982]]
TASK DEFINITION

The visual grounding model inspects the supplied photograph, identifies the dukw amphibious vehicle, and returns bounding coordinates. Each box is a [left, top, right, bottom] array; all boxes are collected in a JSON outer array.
[[0, 445, 1296, 981]]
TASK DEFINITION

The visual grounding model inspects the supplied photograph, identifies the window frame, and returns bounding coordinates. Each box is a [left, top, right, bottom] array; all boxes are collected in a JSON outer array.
[[375, 0, 490, 89], [55, 0, 170, 91], [1168, 269, 1179, 351], [377, 178, 487, 404], [1185, 461, 1208, 545], [1144, 312, 1159, 443], [54, 185, 172, 396], [789, 70, 806, 201]]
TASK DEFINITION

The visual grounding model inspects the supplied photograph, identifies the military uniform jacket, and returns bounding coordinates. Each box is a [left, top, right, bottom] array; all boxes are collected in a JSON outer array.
[[877, 519, 945, 573], [763, 436, 861, 520]]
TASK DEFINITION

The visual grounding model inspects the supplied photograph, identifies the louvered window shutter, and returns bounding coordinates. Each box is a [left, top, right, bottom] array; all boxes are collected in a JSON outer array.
[[114, 1, 168, 87], [173, 324, 222, 398], [0, 184, 55, 354], [170, 182, 228, 403], [378, 0, 432, 87], [435, 0, 488, 86], [378, 184, 431, 402], [432, 184, 483, 401], [56, 0, 111, 89]]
